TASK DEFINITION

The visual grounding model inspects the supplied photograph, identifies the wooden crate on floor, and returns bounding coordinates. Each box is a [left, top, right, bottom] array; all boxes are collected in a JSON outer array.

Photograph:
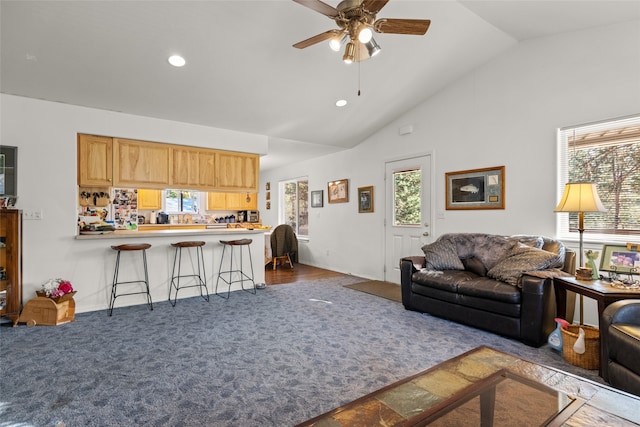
[[17, 296, 76, 327]]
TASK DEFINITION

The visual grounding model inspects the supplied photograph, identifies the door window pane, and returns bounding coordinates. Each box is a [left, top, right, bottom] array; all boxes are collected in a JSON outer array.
[[394, 169, 421, 226]]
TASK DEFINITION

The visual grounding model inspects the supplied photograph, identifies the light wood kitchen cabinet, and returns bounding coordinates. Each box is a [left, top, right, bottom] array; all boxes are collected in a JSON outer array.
[[77, 134, 113, 186], [0, 209, 23, 326], [113, 138, 170, 188], [215, 151, 259, 192], [207, 192, 257, 211], [225, 192, 258, 210], [171, 147, 216, 189], [138, 189, 163, 210], [207, 192, 228, 210]]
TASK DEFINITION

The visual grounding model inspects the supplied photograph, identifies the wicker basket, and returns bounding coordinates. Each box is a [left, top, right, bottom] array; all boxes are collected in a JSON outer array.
[[560, 324, 600, 370]]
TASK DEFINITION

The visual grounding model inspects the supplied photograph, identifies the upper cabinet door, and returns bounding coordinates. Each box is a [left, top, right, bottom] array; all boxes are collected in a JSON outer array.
[[215, 151, 259, 192], [171, 147, 216, 189], [77, 134, 113, 186], [113, 138, 170, 188]]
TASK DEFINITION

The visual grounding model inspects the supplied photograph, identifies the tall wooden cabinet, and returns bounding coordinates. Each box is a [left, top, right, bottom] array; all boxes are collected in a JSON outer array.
[[0, 209, 23, 326]]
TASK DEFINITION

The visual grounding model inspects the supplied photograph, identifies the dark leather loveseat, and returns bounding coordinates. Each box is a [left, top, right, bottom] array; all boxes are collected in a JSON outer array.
[[400, 233, 575, 347], [602, 300, 640, 396]]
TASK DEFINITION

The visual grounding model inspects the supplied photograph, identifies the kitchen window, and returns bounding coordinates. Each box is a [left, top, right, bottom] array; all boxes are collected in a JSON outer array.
[[165, 189, 199, 214], [557, 114, 640, 242], [280, 178, 308, 238]]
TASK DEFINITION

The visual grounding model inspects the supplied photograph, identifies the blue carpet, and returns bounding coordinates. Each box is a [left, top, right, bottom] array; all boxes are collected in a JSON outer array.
[[0, 276, 603, 426]]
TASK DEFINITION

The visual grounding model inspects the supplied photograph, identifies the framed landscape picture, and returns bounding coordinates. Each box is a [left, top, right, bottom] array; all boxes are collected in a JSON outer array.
[[445, 166, 505, 210], [358, 186, 374, 213], [328, 179, 348, 203]]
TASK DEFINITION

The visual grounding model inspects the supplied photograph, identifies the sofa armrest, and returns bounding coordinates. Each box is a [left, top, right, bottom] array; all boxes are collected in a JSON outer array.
[[601, 299, 640, 381], [400, 257, 424, 310], [401, 256, 426, 270], [520, 274, 556, 347]]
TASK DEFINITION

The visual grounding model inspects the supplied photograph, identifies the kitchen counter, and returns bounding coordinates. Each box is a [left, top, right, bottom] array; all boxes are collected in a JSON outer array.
[[75, 227, 265, 240]]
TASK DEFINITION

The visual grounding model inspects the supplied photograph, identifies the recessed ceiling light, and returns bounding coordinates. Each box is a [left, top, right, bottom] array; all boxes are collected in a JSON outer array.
[[168, 55, 186, 67], [336, 99, 347, 107]]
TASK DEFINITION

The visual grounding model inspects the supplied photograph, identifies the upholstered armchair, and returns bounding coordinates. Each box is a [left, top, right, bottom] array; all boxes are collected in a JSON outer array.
[[601, 299, 640, 396]]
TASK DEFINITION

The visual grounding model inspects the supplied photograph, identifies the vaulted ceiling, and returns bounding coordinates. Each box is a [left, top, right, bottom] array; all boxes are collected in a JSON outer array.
[[2, 1, 639, 169]]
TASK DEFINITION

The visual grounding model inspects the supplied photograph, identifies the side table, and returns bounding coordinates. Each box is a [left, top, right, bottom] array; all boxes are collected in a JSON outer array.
[[553, 276, 640, 376]]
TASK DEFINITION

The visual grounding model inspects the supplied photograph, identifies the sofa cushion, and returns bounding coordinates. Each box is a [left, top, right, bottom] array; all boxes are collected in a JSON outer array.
[[457, 277, 522, 304], [412, 269, 477, 292], [421, 239, 465, 270], [462, 256, 487, 277], [487, 243, 563, 286]]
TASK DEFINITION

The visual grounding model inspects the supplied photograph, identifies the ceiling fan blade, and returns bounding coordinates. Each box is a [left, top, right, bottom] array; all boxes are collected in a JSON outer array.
[[373, 18, 431, 35], [292, 0, 339, 18], [293, 29, 342, 49], [361, 0, 389, 15]]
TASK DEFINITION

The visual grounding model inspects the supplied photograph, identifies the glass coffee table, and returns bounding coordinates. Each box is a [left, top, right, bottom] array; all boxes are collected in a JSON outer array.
[[296, 346, 640, 426]]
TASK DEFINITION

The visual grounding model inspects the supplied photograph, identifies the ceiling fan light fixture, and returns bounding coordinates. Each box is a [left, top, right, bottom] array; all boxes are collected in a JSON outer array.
[[358, 26, 373, 43], [329, 34, 347, 52], [343, 42, 355, 64], [365, 38, 381, 57]]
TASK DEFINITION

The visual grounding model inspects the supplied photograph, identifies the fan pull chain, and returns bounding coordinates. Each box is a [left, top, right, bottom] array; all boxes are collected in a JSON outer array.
[[358, 46, 361, 96]]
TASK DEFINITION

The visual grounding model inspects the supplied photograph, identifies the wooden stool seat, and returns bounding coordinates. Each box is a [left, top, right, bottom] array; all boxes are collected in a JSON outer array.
[[108, 243, 153, 316], [171, 241, 205, 249], [219, 239, 252, 246], [111, 243, 152, 251]]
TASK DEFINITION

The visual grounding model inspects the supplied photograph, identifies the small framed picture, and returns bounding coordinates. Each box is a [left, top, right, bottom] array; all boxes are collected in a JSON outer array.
[[600, 244, 640, 274], [328, 179, 349, 204], [358, 186, 374, 213], [311, 190, 323, 208]]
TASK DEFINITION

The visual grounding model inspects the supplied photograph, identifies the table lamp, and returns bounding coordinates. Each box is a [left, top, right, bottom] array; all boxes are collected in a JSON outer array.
[[555, 181, 606, 324]]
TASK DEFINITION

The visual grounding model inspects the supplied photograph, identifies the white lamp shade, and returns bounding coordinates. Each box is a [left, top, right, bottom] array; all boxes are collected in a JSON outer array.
[[554, 182, 606, 213]]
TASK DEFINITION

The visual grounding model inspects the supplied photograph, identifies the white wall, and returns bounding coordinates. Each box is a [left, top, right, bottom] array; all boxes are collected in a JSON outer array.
[[259, 21, 640, 291], [1, 94, 268, 313]]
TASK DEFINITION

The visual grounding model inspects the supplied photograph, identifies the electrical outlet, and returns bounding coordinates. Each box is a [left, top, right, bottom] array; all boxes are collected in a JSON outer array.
[[24, 209, 43, 220]]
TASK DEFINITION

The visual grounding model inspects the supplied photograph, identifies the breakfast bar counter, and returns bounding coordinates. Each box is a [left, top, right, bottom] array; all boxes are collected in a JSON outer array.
[[71, 227, 266, 313]]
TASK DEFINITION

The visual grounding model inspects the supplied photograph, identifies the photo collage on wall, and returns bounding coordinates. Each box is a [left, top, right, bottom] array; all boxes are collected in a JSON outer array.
[[112, 188, 138, 230]]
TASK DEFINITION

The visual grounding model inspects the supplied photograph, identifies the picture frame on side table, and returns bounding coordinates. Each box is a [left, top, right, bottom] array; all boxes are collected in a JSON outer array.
[[328, 179, 349, 204], [445, 166, 505, 210], [311, 190, 323, 208], [358, 186, 374, 213], [600, 244, 640, 274]]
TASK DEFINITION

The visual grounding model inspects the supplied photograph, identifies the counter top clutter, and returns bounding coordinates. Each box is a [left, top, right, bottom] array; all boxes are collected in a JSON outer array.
[[401, 233, 576, 347], [76, 226, 267, 240]]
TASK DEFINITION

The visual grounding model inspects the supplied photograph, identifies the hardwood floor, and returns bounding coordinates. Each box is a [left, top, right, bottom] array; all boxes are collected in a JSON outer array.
[[264, 263, 347, 285]]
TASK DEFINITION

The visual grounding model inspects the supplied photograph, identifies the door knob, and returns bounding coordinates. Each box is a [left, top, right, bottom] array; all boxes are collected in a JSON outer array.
[[423, 232, 429, 236]]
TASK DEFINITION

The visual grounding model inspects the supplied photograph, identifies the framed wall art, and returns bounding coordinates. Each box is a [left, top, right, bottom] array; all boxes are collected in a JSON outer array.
[[600, 244, 640, 274], [445, 166, 505, 210], [328, 179, 349, 203], [358, 186, 374, 213], [311, 190, 323, 208]]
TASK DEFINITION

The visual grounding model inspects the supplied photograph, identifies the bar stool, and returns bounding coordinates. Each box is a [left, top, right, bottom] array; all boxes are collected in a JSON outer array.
[[169, 241, 208, 306], [108, 243, 153, 316], [215, 239, 256, 299]]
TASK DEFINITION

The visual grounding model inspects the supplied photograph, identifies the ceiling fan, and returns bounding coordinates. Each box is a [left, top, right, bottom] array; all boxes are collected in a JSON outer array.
[[292, 0, 431, 63]]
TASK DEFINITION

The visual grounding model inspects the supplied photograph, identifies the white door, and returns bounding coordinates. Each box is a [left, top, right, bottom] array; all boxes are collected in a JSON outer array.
[[384, 155, 433, 283]]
